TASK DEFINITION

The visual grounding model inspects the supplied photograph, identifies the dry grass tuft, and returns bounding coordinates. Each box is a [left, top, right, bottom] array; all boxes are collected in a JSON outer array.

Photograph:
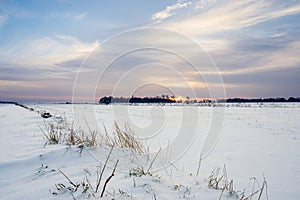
[[66, 123, 98, 147], [40, 119, 98, 147], [208, 165, 268, 200], [39, 122, 64, 145], [41, 118, 144, 153], [52, 146, 119, 198], [104, 122, 144, 153]]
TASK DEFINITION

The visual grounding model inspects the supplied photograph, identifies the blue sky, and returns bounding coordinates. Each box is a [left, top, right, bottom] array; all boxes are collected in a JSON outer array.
[[0, 0, 300, 102]]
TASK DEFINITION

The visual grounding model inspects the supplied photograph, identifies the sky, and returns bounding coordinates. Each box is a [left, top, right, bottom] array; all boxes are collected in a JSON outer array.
[[0, 0, 300, 102]]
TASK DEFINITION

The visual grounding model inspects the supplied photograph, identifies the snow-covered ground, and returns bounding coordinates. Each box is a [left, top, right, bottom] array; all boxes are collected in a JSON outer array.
[[0, 103, 299, 199]]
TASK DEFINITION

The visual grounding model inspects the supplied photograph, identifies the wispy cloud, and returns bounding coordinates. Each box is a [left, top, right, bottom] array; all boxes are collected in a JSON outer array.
[[49, 11, 87, 20], [0, 15, 8, 26], [195, 0, 216, 9], [160, 0, 300, 34], [195, 43, 300, 80], [75, 12, 87, 20], [152, 1, 191, 21], [3, 35, 99, 66], [0, 35, 99, 92]]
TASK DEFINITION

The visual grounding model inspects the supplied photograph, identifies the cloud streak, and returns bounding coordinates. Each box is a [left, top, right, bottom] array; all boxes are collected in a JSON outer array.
[[49, 11, 88, 21], [75, 12, 87, 20], [160, 0, 300, 34], [152, 1, 191, 21], [0, 15, 7, 26], [2, 35, 99, 66]]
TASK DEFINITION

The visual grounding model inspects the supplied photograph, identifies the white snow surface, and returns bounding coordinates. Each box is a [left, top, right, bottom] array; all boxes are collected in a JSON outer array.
[[0, 103, 300, 199]]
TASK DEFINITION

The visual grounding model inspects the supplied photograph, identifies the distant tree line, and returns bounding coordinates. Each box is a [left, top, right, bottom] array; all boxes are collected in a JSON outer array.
[[128, 96, 175, 104], [99, 96, 300, 104], [224, 97, 300, 103], [99, 95, 176, 104]]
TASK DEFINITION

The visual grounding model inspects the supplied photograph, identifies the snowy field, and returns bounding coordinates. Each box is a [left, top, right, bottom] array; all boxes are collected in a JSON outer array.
[[0, 103, 300, 199]]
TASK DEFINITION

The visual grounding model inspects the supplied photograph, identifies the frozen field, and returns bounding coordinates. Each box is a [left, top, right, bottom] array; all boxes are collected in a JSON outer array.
[[0, 103, 299, 199]]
